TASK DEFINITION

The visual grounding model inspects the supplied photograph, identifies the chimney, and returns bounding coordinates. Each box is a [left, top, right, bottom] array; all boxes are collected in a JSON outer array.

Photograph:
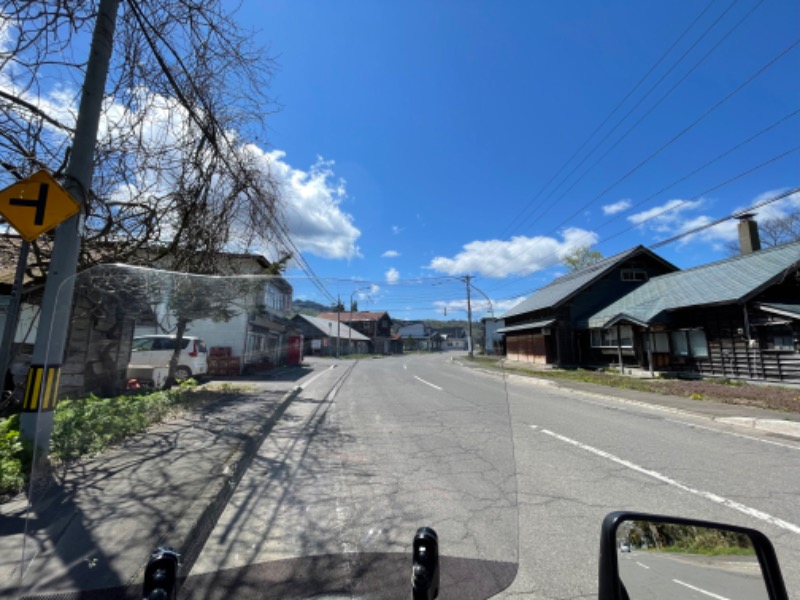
[[736, 213, 761, 254]]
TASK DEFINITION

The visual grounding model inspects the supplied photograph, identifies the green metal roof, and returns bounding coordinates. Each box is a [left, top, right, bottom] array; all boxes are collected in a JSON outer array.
[[587, 241, 800, 329], [502, 246, 675, 319], [497, 319, 555, 333]]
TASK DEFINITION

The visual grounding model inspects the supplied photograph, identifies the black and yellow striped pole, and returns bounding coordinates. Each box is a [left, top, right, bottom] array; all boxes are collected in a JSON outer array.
[[19, 0, 120, 454], [22, 365, 62, 413]]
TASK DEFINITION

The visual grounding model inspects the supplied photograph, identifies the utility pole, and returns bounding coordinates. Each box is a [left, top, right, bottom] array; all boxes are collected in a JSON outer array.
[[336, 294, 341, 358], [465, 275, 474, 359], [20, 0, 121, 453]]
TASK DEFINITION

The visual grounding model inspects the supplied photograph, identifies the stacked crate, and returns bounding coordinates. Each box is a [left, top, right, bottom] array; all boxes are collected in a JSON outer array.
[[208, 347, 239, 376]]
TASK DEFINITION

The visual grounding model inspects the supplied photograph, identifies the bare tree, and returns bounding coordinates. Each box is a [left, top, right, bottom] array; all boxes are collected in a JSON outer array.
[[726, 210, 800, 255], [0, 1, 283, 280]]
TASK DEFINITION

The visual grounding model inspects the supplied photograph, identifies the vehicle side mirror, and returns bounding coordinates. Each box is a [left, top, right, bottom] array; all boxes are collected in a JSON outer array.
[[598, 512, 788, 600]]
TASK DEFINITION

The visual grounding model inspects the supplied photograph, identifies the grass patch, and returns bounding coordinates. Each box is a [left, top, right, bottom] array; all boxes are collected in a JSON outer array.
[[472, 360, 800, 414]]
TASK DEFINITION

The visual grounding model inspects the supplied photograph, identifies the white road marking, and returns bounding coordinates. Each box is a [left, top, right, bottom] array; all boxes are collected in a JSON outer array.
[[636, 562, 650, 569], [543, 385, 800, 451], [297, 365, 336, 391], [535, 426, 800, 536], [673, 579, 730, 600], [414, 376, 443, 391]]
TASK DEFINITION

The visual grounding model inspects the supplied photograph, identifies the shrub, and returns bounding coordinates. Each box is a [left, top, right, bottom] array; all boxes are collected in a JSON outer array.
[[0, 414, 25, 497], [51, 389, 183, 462]]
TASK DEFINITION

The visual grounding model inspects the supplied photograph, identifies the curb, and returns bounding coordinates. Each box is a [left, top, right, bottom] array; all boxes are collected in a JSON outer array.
[[174, 385, 301, 580], [452, 357, 800, 442]]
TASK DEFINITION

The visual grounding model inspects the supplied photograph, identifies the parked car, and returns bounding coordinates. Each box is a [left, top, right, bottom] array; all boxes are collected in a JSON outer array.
[[127, 335, 208, 382], [619, 542, 630, 553]]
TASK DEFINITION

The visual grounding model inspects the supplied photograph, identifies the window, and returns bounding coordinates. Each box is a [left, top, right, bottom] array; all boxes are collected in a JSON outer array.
[[670, 331, 689, 356], [669, 329, 708, 358], [648, 332, 669, 353], [621, 269, 648, 282], [132, 338, 154, 352], [688, 329, 709, 358], [591, 325, 633, 348], [763, 326, 795, 351]]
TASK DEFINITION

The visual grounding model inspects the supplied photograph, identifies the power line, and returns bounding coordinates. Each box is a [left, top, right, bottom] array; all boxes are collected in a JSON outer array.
[[527, 0, 763, 231], [486, 144, 800, 302], [499, 0, 722, 238], [485, 25, 800, 285], [127, 2, 335, 302], [545, 28, 799, 238], [649, 186, 800, 249]]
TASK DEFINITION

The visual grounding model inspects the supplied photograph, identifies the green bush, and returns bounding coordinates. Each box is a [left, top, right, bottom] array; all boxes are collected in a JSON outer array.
[[51, 389, 183, 461], [0, 414, 25, 498]]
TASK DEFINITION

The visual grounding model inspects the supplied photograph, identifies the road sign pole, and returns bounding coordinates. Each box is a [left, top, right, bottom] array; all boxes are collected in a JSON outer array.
[[20, 0, 121, 453]]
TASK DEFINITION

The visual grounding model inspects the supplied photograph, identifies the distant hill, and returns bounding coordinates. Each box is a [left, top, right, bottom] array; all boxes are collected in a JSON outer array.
[[292, 299, 329, 316]]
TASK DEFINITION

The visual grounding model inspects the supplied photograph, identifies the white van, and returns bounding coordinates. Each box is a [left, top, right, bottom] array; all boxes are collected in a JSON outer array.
[[128, 335, 208, 382]]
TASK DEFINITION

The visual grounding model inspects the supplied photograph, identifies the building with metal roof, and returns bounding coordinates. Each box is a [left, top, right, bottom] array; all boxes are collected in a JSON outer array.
[[499, 245, 677, 366], [585, 241, 800, 382]]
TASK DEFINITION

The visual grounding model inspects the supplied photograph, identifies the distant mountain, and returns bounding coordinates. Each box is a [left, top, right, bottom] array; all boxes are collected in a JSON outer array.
[[292, 299, 329, 316]]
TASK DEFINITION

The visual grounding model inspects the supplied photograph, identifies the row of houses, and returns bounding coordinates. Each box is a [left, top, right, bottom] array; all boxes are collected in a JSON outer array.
[[491, 218, 800, 383], [0, 244, 406, 398]]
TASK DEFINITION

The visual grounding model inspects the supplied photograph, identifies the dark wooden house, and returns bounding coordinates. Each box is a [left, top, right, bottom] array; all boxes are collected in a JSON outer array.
[[587, 241, 800, 382], [500, 246, 677, 366]]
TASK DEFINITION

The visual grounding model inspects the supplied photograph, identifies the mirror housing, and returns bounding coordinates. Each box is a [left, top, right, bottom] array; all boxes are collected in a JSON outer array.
[[598, 512, 788, 600]]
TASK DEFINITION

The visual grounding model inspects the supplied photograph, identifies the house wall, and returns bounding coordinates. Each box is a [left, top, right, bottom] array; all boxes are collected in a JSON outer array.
[[503, 253, 674, 366], [670, 305, 800, 382], [61, 290, 136, 398], [569, 255, 673, 325]]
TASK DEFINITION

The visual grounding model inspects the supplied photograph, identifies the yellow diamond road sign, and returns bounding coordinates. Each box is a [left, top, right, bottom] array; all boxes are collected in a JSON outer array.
[[0, 170, 80, 242]]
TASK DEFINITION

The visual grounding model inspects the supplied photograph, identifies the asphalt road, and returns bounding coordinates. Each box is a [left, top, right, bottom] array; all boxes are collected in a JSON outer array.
[[619, 551, 767, 600], [188, 354, 800, 599]]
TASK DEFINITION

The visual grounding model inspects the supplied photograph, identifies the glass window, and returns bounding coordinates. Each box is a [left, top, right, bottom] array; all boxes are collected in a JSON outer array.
[[591, 326, 633, 348], [652, 332, 669, 352], [763, 326, 795, 350], [619, 325, 633, 347], [670, 331, 689, 356], [688, 329, 709, 358], [621, 269, 648, 282], [132, 338, 153, 352]]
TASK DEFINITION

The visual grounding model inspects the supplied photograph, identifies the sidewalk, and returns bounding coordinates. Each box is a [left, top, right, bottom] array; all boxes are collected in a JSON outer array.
[[1, 378, 303, 598], [456, 357, 800, 441]]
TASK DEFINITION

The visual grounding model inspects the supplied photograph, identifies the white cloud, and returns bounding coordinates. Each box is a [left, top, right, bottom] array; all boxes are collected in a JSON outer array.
[[627, 190, 800, 248], [627, 199, 704, 229], [427, 228, 599, 278], [382, 250, 400, 258], [434, 295, 525, 317], [385, 268, 400, 284], [391, 225, 403, 235], [249, 149, 361, 260], [602, 199, 632, 216]]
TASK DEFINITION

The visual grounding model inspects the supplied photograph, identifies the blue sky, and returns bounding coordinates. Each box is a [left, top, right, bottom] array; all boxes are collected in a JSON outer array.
[[235, 0, 800, 319], [4, 1, 797, 321]]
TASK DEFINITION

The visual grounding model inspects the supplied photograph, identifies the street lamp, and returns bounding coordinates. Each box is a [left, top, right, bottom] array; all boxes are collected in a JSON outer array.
[[349, 286, 371, 355]]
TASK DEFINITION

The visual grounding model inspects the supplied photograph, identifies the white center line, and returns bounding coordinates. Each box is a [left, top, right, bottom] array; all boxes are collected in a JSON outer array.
[[414, 376, 443, 391], [535, 426, 800, 536], [635, 562, 650, 569], [673, 579, 730, 600]]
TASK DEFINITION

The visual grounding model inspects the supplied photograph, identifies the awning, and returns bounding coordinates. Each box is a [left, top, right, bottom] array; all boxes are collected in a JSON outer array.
[[755, 303, 800, 320], [497, 318, 555, 334]]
